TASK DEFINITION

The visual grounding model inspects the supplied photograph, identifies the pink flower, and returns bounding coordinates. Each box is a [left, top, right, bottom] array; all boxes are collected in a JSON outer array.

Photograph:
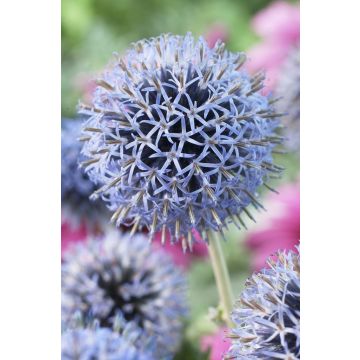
[[247, 1, 300, 92], [247, 41, 291, 90], [61, 220, 88, 256], [245, 182, 300, 271], [201, 327, 230, 360], [73, 73, 97, 104], [152, 230, 208, 269], [252, 1, 300, 44], [205, 24, 229, 48]]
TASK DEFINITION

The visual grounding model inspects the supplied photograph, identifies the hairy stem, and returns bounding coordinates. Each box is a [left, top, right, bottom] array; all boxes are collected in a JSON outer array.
[[208, 231, 234, 327]]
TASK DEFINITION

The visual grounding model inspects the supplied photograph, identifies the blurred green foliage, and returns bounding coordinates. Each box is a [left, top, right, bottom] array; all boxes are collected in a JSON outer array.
[[62, 0, 275, 117], [62, 1, 299, 358]]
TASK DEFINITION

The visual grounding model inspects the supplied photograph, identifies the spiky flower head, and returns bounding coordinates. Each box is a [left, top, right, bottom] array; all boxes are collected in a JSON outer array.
[[276, 47, 300, 151], [227, 249, 300, 359], [62, 312, 157, 360], [61, 327, 154, 360], [61, 119, 107, 226], [62, 231, 187, 358], [79, 33, 283, 247]]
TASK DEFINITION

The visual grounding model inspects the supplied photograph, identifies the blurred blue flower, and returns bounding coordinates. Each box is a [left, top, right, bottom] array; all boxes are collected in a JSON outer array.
[[61, 119, 107, 226], [79, 33, 283, 247], [227, 249, 300, 359], [61, 327, 154, 360], [62, 231, 187, 358], [62, 311, 159, 360], [276, 47, 300, 151]]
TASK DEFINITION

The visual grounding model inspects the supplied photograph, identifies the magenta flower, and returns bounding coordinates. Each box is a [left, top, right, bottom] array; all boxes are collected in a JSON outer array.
[[245, 182, 300, 271], [201, 327, 230, 360], [61, 220, 88, 256], [152, 230, 208, 269], [247, 1, 300, 92]]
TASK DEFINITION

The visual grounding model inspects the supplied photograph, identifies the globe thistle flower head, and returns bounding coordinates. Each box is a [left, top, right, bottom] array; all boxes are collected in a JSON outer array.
[[62, 231, 187, 357], [276, 47, 300, 151], [62, 311, 157, 359], [79, 33, 283, 248], [227, 249, 300, 359], [61, 327, 155, 360], [61, 119, 107, 226]]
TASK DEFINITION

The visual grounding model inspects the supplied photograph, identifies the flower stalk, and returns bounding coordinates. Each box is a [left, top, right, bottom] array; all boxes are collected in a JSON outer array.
[[208, 231, 234, 327]]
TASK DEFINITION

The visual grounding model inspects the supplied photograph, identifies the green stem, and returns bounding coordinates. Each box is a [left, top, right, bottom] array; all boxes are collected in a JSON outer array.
[[208, 231, 234, 328]]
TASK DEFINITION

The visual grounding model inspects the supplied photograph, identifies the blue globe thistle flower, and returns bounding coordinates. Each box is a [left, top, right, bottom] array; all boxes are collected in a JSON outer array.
[[79, 33, 283, 247], [276, 47, 300, 151], [62, 231, 187, 358], [61, 327, 154, 360], [62, 312, 158, 360], [227, 249, 300, 359], [61, 119, 108, 226]]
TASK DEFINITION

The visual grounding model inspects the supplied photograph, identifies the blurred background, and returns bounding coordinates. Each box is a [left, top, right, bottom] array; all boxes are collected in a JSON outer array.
[[62, 0, 299, 117], [62, 1, 299, 358]]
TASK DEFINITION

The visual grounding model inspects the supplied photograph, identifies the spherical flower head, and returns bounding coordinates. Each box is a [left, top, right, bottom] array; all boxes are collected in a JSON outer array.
[[227, 249, 300, 359], [62, 311, 157, 359], [79, 33, 283, 247], [276, 47, 300, 151], [61, 327, 154, 360], [62, 231, 188, 358], [61, 119, 107, 226]]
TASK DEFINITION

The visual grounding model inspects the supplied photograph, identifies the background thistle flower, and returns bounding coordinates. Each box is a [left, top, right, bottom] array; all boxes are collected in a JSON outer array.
[[61, 119, 108, 227], [62, 327, 154, 360], [62, 231, 187, 357], [276, 47, 300, 151], [227, 249, 300, 359], [79, 33, 283, 247], [62, 311, 157, 360]]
